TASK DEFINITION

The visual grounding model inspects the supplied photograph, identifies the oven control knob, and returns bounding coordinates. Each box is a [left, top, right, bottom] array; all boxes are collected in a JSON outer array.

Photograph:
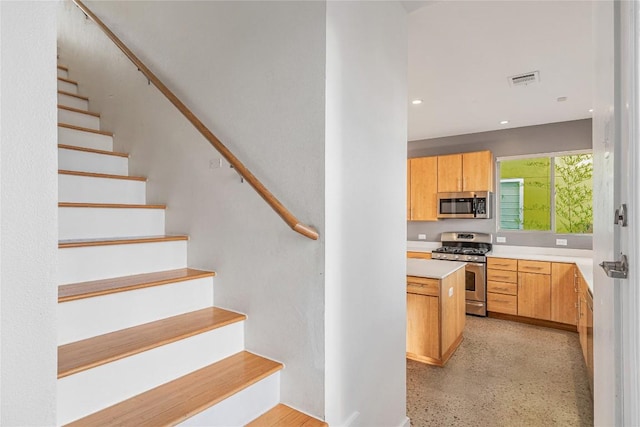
[[453, 255, 459, 260], [472, 256, 478, 261]]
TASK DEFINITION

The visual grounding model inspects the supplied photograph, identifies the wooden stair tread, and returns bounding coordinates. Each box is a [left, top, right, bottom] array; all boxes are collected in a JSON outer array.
[[58, 144, 127, 158], [59, 268, 214, 302], [59, 307, 246, 378], [58, 90, 88, 101], [58, 76, 79, 85], [65, 351, 282, 426], [59, 202, 166, 209], [59, 235, 188, 249], [246, 404, 328, 427], [58, 104, 100, 117], [58, 122, 112, 136], [58, 169, 145, 181], [58, 65, 69, 71]]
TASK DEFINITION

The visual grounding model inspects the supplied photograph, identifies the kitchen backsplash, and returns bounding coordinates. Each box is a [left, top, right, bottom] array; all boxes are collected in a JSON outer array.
[[407, 220, 593, 249]]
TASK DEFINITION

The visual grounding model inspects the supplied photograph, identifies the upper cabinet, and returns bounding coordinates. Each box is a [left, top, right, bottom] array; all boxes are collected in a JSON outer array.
[[408, 157, 438, 221], [437, 151, 494, 192]]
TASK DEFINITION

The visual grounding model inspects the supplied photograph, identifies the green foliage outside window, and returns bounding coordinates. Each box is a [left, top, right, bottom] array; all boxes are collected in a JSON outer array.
[[498, 153, 593, 234]]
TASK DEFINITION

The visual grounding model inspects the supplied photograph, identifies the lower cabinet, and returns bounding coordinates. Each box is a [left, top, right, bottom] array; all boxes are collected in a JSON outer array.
[[551, 263, 578, 325], [517, 271, 551, 320], [406, 292, 439, 359], [406, 268, 466, 367], [577, 270, 594, 393]]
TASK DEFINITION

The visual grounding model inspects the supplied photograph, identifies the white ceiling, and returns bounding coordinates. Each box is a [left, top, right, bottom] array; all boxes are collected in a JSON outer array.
[[408, 1, 594, 142]]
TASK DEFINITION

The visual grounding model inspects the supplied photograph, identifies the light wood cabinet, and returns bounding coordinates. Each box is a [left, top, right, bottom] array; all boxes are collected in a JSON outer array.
[[436, 154, 463, 192], [407, 293, 440, 359], [406, 268, 465, 367], [577, 270, 593, 394], [487, 257, 518, 315], [551, 263, 577, 326], [462, 151, 494, 192], [518, 271, 551, 320], [436, 151, 493, 192], [488, 257, 584, 328], [408, 157, 438, 221], [407, 251, 432, 260]]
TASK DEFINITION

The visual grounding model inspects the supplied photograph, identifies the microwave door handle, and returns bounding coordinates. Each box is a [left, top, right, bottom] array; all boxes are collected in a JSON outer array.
[[472, 196, 477, 218]]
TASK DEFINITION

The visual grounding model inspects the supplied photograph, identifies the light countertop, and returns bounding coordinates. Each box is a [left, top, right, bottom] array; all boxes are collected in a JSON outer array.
[[407, 258, 466, 280], [407, 241, 440, 252], [406, 241, 594, 293]]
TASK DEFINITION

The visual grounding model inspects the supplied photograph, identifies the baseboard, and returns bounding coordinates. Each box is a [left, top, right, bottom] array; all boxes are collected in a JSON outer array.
[[488, 311, 578, 332]]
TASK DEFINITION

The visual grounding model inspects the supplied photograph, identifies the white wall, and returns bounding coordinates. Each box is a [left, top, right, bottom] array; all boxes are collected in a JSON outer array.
[[325, 2, 408, 426], [0, 1, 58, 425], [57, 0, 327, 417]]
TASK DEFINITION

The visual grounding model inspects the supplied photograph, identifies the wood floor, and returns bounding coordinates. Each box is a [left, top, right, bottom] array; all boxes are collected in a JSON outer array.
[[407, 315, 593, 427]]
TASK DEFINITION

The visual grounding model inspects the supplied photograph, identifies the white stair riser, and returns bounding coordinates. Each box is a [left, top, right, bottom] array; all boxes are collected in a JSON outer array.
[[58, 80, 78, 94], [58, 277, 214, 345], [59, 207, 162, 240], [58, 68, 69, 79], [58, 174, 145, 205], [58, 92, 88, 110], [59, 240, 187, 285], [179, 373, 280, 427], [58, 109, 100, 130], [58, 148, 128, 176], [57, 323, 245, 426], [58, 127, 112, 151]]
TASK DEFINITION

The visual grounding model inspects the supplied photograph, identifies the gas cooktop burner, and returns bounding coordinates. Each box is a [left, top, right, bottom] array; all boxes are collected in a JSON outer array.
[[431, 231, 493, 263], [432, 247, 490, 255]]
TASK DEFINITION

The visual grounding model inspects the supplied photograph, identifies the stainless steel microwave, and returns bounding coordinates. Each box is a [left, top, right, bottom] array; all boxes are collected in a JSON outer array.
[[437, 191, 492, 219]]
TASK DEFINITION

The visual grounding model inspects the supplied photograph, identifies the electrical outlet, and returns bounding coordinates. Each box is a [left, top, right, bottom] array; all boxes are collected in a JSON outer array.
[[556, 238, 568, 246], [496, 236, 506, 243], [418, 234, 427, 240]]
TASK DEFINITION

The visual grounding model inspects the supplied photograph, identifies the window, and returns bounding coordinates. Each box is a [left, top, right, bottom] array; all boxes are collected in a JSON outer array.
[[497, 152, 593, 234]]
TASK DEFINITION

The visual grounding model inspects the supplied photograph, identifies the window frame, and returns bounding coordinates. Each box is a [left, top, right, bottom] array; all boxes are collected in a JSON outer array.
[[495, 149, 593, 236]]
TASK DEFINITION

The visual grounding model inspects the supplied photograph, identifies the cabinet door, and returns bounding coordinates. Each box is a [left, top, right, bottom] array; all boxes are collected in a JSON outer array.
[[578, 290, 588, 361], [551, 263, 577, 325], [406, 293, 440, 359], [517, 272, 551, 320], [462, 150, 493, 191], [437, 154, 462, 192], [409, 157, 438, 221]]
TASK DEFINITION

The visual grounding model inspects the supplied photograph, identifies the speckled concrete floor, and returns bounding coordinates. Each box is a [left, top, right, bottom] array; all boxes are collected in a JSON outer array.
[[407, 316, 593, 427]]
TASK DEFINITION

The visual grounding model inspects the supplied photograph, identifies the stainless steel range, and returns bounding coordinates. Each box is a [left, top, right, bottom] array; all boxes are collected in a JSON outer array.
[[432, 232, 492, 316]]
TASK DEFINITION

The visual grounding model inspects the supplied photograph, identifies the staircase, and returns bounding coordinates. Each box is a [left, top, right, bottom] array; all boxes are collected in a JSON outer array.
[[56, 64, 326, 427]]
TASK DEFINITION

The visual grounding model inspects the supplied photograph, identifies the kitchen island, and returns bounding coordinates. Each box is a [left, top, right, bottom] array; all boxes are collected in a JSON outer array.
[[406, 259, 466, 367]]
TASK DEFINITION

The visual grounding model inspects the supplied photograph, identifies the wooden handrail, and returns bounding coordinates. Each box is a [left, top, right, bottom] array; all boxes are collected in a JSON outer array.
[[71, 0, 318, 241]]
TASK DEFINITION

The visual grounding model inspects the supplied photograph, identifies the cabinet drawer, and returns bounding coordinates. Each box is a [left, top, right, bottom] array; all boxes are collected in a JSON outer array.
[[487, 269, 517, 283], [487, 293, 518, 315], [407, 251, 432, 260], [487, 281, 517, 295], [487, 257, 518, 271], [407, 277, 439, 297], [518, 260, 551, 274]]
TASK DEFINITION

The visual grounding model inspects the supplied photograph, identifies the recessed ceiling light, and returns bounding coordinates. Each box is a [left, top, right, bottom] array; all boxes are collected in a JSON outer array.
[[411, 99, 423, 105], [500, 120, 509, 125], [557, 96, 568, 102], [588, 109, 594, 113]]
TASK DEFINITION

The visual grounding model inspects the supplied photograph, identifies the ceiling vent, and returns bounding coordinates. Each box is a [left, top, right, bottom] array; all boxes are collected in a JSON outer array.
[[508, 71, 540, 87]]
